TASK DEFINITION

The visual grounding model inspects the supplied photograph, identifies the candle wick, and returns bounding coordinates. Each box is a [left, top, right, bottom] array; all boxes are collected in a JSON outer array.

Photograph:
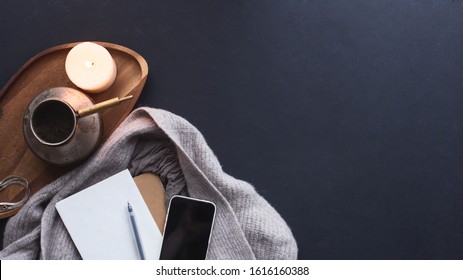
[[84, 60, 95, 69]]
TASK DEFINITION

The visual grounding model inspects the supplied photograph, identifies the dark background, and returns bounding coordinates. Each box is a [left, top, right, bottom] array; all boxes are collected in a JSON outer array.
[[1, 0, 463, 259]]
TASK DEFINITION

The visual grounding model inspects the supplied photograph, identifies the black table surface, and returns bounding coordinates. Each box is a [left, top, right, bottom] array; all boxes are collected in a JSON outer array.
[[1, 0, 463, 259]]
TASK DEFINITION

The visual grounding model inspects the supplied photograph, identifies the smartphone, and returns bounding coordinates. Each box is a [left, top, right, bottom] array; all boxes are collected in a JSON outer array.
[[159, 195, 216, 260]]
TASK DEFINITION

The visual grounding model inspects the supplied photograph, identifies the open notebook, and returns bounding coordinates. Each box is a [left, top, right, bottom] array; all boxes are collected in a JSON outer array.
[[56, 169, 163, 260]]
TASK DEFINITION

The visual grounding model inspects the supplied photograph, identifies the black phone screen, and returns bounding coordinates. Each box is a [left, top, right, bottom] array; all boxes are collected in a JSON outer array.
[[159, 196, 216, 260]]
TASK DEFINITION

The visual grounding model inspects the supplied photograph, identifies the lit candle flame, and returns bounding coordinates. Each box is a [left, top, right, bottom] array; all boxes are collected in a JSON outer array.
[[84, 60, 95, 69]]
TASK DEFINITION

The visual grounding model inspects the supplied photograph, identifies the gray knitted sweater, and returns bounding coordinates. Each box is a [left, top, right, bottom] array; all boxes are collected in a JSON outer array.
[[0, 108, 297, 259]]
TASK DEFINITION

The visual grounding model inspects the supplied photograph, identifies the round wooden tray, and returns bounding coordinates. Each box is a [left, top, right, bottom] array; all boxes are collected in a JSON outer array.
[[0, 42, 148, 219]]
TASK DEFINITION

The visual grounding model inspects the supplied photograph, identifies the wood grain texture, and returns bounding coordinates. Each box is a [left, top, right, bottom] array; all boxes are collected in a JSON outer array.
[[0, 42, 148, 219]]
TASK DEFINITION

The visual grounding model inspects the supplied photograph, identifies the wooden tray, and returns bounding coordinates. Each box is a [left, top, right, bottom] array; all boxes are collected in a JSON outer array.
[[0, 42, 148, 219]]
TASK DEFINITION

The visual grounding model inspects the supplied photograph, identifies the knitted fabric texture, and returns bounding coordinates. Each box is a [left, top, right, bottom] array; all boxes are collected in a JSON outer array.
[[0, 108, 298, 259]]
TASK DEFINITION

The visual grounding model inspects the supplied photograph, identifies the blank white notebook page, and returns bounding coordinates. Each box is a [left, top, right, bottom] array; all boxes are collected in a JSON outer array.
[[56, 169, 162, 260]]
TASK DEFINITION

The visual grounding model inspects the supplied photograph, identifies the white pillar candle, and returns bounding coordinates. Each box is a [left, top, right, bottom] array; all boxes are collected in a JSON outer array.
[[65, 42, 117, 93]]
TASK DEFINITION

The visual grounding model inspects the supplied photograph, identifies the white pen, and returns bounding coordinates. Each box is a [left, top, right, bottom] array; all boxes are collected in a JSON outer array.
[[127, 202, 145, 260]]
